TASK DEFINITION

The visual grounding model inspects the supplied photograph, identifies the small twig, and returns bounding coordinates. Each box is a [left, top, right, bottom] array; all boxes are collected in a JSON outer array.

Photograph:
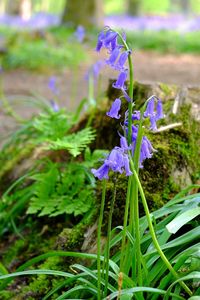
[[156, 122, 182, 132]]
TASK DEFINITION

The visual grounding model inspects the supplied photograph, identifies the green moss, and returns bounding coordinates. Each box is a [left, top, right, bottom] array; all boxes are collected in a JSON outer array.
[[2, 239, 26, 268], [19, 256, 64, 300], [57, 207, 97, 250]]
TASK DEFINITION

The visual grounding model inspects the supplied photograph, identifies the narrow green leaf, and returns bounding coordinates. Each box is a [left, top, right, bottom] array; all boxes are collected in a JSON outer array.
[[106, 287, 184, 300], [165, 272, 200, 300], [166, 208, 200, 234]]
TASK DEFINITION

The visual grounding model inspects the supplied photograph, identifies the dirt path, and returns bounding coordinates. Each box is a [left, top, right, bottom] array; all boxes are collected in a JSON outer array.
[[1, 50, 200, 135]]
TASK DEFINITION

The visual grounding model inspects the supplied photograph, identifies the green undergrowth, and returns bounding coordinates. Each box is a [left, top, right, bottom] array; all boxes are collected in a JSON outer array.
[[127, 30, 200, 54], [1, 25, 200, 74], [0, 26, 88, 71], [0, 101, 102, 298]]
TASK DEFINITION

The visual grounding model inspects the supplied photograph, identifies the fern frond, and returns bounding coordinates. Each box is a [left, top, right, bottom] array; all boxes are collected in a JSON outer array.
[[46, 127, 96, 157]]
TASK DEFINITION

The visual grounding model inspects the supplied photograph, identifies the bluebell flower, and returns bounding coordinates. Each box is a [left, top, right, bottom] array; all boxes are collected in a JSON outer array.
[[92, 145, 132, 180], [149, 116, 157, 131], [74, 25, 85, 43], [144, 97, 155, 118], [106, 148, 124, 173], [139, 136, 155, 167], [123, 154, 132, 176], [106, 98, 121, 119], [156, 99, 164, 120], [110, 35, 118, 51], [132, 111, 140, 121], [50, 100, 59, 112], [48, 76, 59, 96], [91, 163, 109, 180], [113, 70, 127, 90], [96, 31, 105, 52], [120, 136, 130, 151], [104, 30, 118, 49], [143, 97, 164, 131], [115, 50, 131, 71], [106, 47, 121, 67]]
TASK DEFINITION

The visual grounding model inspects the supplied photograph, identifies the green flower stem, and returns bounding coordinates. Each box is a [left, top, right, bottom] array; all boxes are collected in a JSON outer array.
[[130, 162, 193, 297], [118, 31, 143, 286], [119, 176, 132, 273], [97, 179, 106, 300], [117, 31, 133, 145], [103, 178, 117, 298], [127, 57, 134, 145], [129, 112, 145, 286]]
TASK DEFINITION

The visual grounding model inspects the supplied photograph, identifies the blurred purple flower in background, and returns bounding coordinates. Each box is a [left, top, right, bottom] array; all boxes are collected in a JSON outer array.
[[74, 25, 85, 43], [0, 12, 60, 30], [50, 100, 59, 112], [0, 12, 200, 32], [85, 60, 104, 81], [48, 76, 59, 96], [104, 14, 200, 32]]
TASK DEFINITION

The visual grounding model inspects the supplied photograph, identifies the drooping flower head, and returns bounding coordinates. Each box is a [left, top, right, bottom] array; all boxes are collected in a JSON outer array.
[[144, 97, 164, 131], [114, 50, 131, 71], [106, 98, 121, 119], [113, 70, 127, 90], [91, 140, 132, 180]]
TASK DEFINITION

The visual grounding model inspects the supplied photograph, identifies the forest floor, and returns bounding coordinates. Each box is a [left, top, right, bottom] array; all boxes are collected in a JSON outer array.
[[1, 50, 200, 135]]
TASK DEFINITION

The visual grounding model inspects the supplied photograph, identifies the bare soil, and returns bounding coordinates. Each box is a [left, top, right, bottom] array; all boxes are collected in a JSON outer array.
[[1, 50, 200, 135]]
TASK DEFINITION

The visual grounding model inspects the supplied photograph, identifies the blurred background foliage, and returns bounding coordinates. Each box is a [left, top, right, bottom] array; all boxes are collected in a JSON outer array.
[[1, 0, 200, 16], [0, 0, 200, 71]]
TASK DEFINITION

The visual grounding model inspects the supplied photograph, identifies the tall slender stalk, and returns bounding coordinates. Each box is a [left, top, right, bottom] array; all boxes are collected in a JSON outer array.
[[97, 179, 106, 300], [103, 178, 117, 297], [118, 32, 144, 286], [119, 176, 132, 273]]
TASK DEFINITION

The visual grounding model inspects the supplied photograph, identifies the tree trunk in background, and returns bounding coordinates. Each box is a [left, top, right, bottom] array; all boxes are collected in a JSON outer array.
[[6, 0, 21, 15], [180, 0, 191, 15], [127, 0, 140, 16], [62, 0, 104, 28], [6, 0, 32, 19]]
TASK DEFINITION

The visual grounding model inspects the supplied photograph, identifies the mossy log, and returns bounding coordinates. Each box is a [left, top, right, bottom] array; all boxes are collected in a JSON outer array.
[[78, 80, 200, 222]]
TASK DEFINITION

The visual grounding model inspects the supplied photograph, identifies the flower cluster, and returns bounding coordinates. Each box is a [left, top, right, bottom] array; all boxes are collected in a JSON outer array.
[[127, 96, 164, 167], [91, 137, 132, 180], [96, 28, 131, 118], [92, 28, 164, 180]]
